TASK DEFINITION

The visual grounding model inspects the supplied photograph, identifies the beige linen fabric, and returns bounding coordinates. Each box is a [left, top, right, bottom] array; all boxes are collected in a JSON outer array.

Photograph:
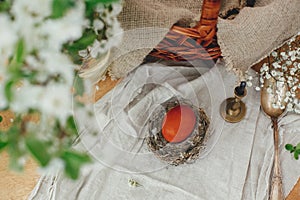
[[29, 61, 300, 200], [104, 0, 300, 80]]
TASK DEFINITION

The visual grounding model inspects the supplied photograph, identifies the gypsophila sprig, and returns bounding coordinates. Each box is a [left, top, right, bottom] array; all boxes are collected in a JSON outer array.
[[260, 33, 300, 113], [246, 32, 300, 114], [0, 0, 123, 179]]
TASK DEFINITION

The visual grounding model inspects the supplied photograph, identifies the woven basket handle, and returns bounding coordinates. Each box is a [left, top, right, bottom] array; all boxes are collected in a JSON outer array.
[[194, 0, 221, 44], [145, 0, 222, 62]]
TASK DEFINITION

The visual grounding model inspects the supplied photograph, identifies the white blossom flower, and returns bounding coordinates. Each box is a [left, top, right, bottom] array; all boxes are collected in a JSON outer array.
[[38, 84, 72, 125], [0, 14, 17, 64], [40, 2, 87, 52], [11, 0, 52, 20], [93, 19, 104, 34], [78, 50, 89, 58], [0, 0, 123, 175], [111, 3, 123, 16], [267, 87, 273, 94], [39, 51, 75, 85], [10, 81, 44, 113]]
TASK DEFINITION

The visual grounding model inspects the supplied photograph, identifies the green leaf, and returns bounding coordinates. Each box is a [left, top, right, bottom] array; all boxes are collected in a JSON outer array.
[[4, 80, 14, 102], [67, 29, 97, 50], [291, 149, 295, 153], [0, 0, 12, 12], [84, 0, 119, 22], [285, 144, 294, 151], [51, 0, 75, 19], [26, 137, 52, 167], [294, 152, 299, 160], [8, 39, 26, 75], [295, 149, 300, 154], [64, 29, 97, 63], [15, 39, 25, 63], [0, 141, 8, 151], [296, 143, 300, 150], [6, 125, 24, 172], [86, 0, 118, 3], [60, 150, 91, 179], [66, 116, 77, 135], [0, 115, 3, 122], [73, 75, 85, 96]]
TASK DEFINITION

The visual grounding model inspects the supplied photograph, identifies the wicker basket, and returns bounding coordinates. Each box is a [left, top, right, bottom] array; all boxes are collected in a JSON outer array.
[[144, 0, 222, 63]]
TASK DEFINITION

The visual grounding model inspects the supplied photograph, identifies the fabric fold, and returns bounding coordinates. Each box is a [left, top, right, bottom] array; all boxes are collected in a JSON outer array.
[[30, 62, 268, 200]]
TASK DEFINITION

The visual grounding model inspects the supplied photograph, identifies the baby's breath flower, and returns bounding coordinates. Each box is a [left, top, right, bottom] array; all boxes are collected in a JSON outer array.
[[286, 60, 292, 66], [247, 81, 253, 87], [267, 87, 273, 94], [271, 51, 278, 57], [271, 70, 277, 76], [287, 103, 293, 111], [272, 62, 281, 69], [272, 103, 279, 109], [258, 33, 299, 114]]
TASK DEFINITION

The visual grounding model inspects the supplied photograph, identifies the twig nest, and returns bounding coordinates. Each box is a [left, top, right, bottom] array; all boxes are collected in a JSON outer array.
[[147, 98, 210, 166]]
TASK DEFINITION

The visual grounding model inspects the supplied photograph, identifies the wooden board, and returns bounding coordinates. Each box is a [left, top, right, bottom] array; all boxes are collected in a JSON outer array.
[[0, 152, 39, 200], [287, 178, 300, 200]]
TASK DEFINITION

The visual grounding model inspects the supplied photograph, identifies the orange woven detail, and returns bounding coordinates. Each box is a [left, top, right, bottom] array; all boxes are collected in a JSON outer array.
[[145, 0, 222, 63]]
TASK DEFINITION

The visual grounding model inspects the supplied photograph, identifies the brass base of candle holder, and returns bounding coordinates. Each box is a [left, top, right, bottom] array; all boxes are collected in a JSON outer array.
[[220, 89, 247, 123]]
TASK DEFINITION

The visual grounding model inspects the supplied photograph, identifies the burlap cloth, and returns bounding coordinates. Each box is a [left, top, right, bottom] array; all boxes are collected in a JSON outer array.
[[105, 0, 299, 80]]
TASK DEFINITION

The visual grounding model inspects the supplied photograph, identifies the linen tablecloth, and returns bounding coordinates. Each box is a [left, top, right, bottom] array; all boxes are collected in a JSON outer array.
[[29, 61, 300, 200]]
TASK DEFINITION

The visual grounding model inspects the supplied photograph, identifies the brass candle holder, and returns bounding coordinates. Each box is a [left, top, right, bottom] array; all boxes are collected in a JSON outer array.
[[220, 82, 247, 123]]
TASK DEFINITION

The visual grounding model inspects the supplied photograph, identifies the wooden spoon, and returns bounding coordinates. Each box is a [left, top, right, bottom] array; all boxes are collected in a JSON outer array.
[[261, 76, 288, 200]]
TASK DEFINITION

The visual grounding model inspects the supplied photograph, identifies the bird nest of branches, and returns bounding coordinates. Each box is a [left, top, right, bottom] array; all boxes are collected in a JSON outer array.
[[146, 98, 210, 166]]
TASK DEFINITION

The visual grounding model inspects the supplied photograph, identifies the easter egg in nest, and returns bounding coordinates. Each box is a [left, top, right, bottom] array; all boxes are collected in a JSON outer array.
[[161, 105, 196, 143], [147, 97, 210, 166]]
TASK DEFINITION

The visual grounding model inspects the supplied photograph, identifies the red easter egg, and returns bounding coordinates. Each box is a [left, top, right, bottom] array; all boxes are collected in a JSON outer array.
[[162, 105, 196, 143]]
